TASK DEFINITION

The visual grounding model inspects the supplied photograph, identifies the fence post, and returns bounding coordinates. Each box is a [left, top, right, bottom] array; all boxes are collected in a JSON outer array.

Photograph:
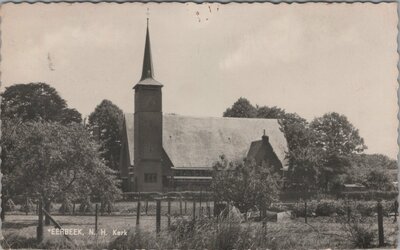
[[377, 201, 384, 247], [347, 205, 351, 223], [36, 199, 43, 243], [192, 201, 196, 222], [180, 199, 183, 215], [145, 200, 148, 215], [136, 200, 141, 226], [199, 190, 202, 216], [156, 199, 161, 234], [168, 200, 171, 228], [95, 204, 98, 233], [185, 200, 187, 214], [72, 203, 75, 215], [394, 199, 398, 222], [304, 201, 308, 224], [262, 206, 267, 229]]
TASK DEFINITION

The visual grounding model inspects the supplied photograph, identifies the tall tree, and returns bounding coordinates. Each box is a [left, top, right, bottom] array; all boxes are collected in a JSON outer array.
[[310, 112, 366, 191], [87, 100, 124, 171], [364, 169, 394, 191], [1, 82, 82, 124], [310, 112, 366, 156], [1, 121, 121, 222], [223, 97, 257, 118]]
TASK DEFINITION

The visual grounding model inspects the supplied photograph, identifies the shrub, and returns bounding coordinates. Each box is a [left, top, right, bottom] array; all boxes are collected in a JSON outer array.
[[211, 218, 242, 250], [315, 199, 347, 216], [19, 199, 36, 213], [109, 228, 158, 250], [339, 210, 376, 249], [79, 199, 93, 213], [38, 237, 76, 249], [290, 200, 318, 217], [355, 202, 376, 217], [268, 203, 288, 212], [315, 200, 336, 216], [59, 199, 73, 214], [4, 199, 16, 212]]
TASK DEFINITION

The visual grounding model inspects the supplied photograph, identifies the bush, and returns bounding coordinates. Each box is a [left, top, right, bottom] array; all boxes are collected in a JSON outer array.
[[341, 214, 375, 249], [351, 225, 375, 248], [59, 199, 73, 214], [19, 199, 35, 213], [4, 199, 16, 212], [108, 229, 159, 250], [289, 200, 318, 217], [38, 237, 76, 249], [268, 203, 288, 213], [355, 202, 376, 217], [315, 199, 347, 217], [315, 200, 336, 216], [79, 199, 93, 213]]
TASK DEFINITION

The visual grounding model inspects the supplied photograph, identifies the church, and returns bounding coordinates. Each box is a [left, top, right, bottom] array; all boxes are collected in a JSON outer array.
[[119, 21, 289, 192]]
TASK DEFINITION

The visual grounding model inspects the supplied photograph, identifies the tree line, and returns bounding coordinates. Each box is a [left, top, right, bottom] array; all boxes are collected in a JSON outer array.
[[222, 97, 396, 194]]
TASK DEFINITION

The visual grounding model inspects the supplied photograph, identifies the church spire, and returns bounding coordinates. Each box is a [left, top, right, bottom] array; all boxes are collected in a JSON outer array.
[[141, 18, 154, 81], [134, 18, 162, 89]]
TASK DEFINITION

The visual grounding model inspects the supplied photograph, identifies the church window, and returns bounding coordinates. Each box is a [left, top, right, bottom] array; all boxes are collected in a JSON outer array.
[[144, 173, 157, 183]]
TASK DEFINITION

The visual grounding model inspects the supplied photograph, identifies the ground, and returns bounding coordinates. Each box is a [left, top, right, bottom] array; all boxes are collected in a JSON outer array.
[[1, 201, 398, 249], [1, 214, 398, 249]]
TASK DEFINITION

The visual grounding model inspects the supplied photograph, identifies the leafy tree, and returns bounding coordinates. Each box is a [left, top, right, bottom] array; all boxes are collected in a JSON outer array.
[[363, 169, 393, 191], [310, 113, 366, 191], [87, 100, 124, 171], [1, 121, 121, 222], [347, 154, 397, 184], [286, 147, 321, 191], [319, 154, 351, 192], [310, 112, 366, 156], [256, 105, 286, 119], [211, 156, 280, 215], [223, 97, 257, 118], [1, 82, 82, 124]]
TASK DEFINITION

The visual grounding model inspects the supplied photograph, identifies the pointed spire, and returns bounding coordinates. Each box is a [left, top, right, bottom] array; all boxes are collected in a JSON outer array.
[[134, 17, 163, 89], [141, 18, 154, 81]]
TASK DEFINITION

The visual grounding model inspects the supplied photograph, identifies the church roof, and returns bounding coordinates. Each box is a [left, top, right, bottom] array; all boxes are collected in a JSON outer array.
[[123, 113, 288, 169]]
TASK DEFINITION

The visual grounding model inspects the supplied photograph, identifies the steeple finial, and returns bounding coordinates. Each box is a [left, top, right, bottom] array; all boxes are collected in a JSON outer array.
[[140, 14, 154, 81]]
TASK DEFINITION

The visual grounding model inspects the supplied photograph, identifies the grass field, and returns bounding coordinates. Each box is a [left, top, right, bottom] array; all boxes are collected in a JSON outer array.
[[1, 213, 398, 249]]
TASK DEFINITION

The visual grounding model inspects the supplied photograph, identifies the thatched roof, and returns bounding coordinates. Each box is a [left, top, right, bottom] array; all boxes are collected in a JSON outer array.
[[123, 113, 288, 169]]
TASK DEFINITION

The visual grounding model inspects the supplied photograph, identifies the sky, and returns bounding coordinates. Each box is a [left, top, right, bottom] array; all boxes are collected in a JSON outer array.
[[1, 3, 398, 159]]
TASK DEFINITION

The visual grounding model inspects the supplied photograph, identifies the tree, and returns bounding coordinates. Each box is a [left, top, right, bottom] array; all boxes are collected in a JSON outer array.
[[1, 121, 121, 222], [346, 154, 397, 184], [223, 97, 257, 118], [211, 156, 280, 215], [363, 169, 393, 191], [256, 105, 286, 119], [310, 113, 366, 192], [87, 100, 124, 171], [1, 82, 82, 124], [310, 112, 366, 156], [286, 147, 321, 191]]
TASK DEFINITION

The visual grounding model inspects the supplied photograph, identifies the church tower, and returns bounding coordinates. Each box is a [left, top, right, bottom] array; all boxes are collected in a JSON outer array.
[[133, 19, 164, 192]]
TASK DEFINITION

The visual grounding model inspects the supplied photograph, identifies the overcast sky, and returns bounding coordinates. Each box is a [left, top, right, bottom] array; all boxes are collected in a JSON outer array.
[[1, 3, 398, 159]]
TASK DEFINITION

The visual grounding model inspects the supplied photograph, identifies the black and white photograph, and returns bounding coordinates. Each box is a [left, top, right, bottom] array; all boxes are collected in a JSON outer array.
[[0, 2, 398, 249]]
